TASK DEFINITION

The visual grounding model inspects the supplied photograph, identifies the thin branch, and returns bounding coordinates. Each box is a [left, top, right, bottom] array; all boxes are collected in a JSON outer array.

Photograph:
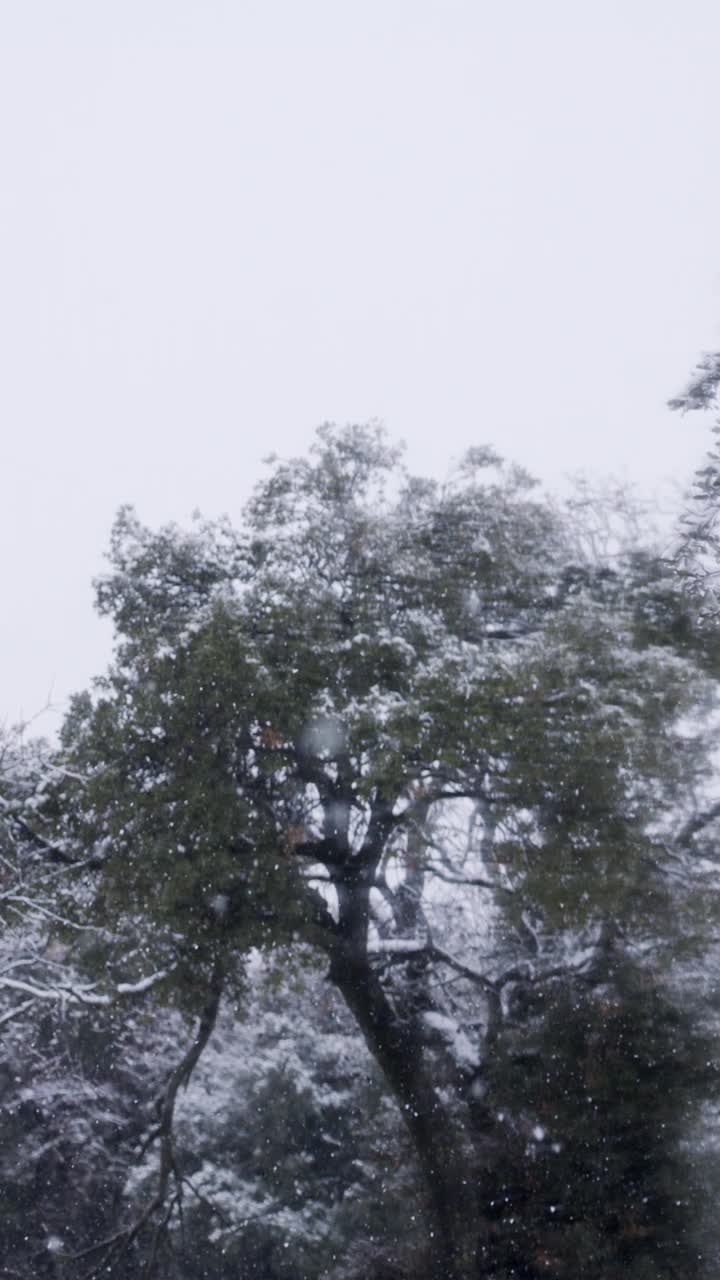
[[0, 892, 101, 931], [0, 968, 171, 1007], [369, 938, 593, 995], [1, 809, 76, 865], [74, 956, 225, 1279], [0, 996, 37, 1028], [420, 864, 502, 892], [675, 800, 720, 850]]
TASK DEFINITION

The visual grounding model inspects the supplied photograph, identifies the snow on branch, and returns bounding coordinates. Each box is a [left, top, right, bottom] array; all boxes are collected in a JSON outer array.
[[70, 958, 225, 1280], [0, 969, 171, 1008]]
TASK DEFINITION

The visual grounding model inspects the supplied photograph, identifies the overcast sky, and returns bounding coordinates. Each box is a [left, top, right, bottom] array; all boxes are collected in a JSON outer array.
[[3, 0, 720, 732]]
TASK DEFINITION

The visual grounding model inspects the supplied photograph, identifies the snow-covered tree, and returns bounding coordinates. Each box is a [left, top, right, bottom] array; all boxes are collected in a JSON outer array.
[[30, 426, 720, 1279], [0, 726, 186, 1278], [669, 349, 720, 625]]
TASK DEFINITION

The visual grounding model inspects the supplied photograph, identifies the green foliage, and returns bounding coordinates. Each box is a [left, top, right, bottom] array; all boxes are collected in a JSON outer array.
[[55, 427, 714, 960], [482, 960, 720, 1278]]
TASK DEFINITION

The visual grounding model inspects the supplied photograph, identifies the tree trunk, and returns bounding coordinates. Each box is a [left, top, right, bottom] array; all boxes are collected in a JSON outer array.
[[329, 948, 481, 1280]]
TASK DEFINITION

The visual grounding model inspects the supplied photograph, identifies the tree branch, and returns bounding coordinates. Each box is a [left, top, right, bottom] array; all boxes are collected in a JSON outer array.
[[0, 807, 77, 865], [0, 968, 171, 1008], [675, 800, 720, 849], [73, 955, 225, 1279]]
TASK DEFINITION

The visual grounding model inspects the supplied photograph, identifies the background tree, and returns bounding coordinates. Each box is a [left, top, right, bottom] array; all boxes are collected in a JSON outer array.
[[669, 348, 720, 620], [0, 726, 188, 1279]]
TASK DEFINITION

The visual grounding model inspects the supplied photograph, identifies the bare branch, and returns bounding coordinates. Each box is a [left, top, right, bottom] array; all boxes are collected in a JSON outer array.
[[420, 864, 501, 892]]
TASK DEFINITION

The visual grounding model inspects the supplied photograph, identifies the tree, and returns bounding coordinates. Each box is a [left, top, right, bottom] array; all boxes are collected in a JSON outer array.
[[669, 349, 720, 621], [0, 726, 187, 1279], [41, 426, 719, 1279]]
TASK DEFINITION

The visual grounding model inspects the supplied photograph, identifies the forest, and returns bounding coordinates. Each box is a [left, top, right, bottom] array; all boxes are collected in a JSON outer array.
[[5, 356, 720, 1280]]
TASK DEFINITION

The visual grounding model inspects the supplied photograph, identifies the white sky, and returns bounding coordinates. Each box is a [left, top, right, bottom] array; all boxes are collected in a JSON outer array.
[[2, 0, 720, 732]]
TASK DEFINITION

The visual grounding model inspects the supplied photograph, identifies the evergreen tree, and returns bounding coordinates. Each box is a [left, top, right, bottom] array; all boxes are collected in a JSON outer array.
[[25, 426, 720, 1279]]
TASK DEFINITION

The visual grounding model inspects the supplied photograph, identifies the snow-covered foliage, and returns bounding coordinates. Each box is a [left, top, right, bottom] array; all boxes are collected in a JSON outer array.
[[669, 349, 720, 623], [7, 425, 720, 1279], [123, 954, 423, 1279]]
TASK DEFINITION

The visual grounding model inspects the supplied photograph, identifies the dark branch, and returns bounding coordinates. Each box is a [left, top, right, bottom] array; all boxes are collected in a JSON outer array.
[[3, 810, 77, 866], [420, 864, 503, 892], [675, 800, 720, 850], [73, 956, 225, 1280]]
